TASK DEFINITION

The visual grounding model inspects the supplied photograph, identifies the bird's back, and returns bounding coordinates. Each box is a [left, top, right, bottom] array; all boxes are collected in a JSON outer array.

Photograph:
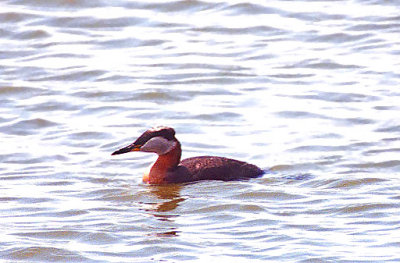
[[173, 156, 264, 182]]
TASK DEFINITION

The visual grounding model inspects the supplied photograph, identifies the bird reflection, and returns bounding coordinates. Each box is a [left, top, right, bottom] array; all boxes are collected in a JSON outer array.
[[149, 184, 185, 214], [150, 184, 183, 201], [142, 184, 185, 237]]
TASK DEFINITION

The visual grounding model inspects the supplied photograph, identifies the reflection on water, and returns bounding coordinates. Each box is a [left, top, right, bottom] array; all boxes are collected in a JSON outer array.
[[1, 0, 400, 262], [144, 185, 184, 237], [147, 184, 185, 214]]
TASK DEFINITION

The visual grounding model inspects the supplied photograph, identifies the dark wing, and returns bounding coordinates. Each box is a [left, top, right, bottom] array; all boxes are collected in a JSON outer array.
[[179, 156, 264, 182]]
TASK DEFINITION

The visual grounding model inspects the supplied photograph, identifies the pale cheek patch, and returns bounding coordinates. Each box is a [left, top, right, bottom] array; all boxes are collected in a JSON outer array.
[[141, 136, 176, 155]]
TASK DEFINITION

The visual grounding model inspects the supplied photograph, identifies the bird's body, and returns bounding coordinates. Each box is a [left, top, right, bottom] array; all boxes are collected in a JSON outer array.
[[112, 126, 264, 184]]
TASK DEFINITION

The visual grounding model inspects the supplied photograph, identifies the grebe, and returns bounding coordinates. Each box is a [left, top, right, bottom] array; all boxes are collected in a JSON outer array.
[[112, 126, 264, 184]]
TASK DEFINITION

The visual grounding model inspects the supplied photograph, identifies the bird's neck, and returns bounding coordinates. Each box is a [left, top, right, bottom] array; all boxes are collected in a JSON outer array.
[[143, 141, 182, 184]]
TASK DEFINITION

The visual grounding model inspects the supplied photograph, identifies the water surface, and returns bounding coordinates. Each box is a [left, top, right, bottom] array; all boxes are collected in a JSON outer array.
[[1, 0, 400, 262]]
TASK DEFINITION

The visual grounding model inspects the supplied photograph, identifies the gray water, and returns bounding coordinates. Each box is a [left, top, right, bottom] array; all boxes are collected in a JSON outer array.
[[1, 0, 400, 262]]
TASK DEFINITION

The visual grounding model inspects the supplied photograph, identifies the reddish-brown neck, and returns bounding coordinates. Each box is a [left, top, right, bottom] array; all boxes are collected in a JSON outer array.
[[143, 141, 181, 184]]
